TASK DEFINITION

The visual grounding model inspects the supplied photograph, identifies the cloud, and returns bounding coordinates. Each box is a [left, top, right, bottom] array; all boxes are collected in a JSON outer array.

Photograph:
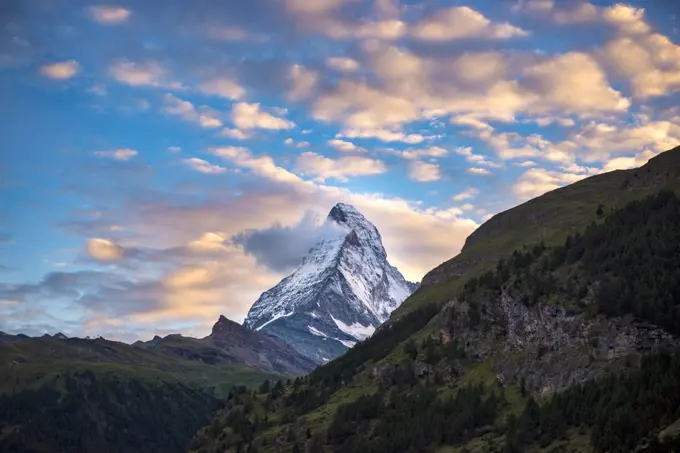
[[452, 187, 480, 202], [233, 211, 347, 272], [40, 60, 80, 79], [467, 167, 492, 176], [284, 138, 310, 149], [231, 102, 295, 130], [87, 5, 131, 24], [339, 128, 426, 144], [411, 6, 528, 42], [570, 118, 680, 161], [200, 77, 245, 100], [294, 152, 387, 182], [454, 146, 499, 167], [513, 167, 588, 199], [94, 148, 138, 161], [328, 139, 364, 153], [182, 157, 227, 174], [212, 146, 304, 184], [218, 130, 250, 143], [167, 146, 181, 153], [163, 93, 223, 129], [327, 57, 359, 72], [408, 161, 440, 182], [522, 52, 630, 115], [108, 60, 179, 88], [600, 33, 680, 99], [86, 238, 125, 261], [603, 149, 659, 172], [399, 146, 447, 160], [287, 65, 319, 101]]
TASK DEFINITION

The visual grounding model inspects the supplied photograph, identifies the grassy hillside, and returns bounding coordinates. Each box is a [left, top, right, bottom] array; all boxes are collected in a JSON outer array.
[[0, 336, 283, 453], [190, 147, 680, 453], [392, 145, 680, 319]]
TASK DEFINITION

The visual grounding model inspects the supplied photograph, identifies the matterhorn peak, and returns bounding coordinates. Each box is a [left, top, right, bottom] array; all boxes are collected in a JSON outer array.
[[243, 203, 418, 364]]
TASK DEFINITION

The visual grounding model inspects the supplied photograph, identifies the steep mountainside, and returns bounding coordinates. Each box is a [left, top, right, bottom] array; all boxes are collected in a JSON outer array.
[[244, 203, 418, 364], [392, 145, 680, 319], [191, 147, 680, 453], [136, 315, 315, 376]]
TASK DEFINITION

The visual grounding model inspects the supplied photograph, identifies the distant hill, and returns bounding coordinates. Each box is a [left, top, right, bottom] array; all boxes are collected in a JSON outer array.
[[135, 315, 316, 376], [190, 146, 680, 453], [0, 315, 311, 453]]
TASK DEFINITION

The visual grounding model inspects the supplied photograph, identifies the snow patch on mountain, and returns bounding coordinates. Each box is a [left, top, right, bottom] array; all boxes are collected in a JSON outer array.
[[331, 315, 375, 341]]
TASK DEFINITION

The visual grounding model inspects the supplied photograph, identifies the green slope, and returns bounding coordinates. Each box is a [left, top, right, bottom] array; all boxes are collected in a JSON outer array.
[[0, 336, 283, 453], [190, 147, 680, 453], [393, 145, 680, 318]]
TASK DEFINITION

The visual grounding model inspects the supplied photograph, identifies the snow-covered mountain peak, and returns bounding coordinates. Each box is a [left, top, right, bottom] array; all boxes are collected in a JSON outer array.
[[243, 203, 418, 364], [328, 203, 385, 260]]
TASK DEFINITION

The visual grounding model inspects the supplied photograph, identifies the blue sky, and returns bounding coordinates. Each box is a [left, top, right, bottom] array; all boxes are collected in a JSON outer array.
[[1, 0, 679, 341]]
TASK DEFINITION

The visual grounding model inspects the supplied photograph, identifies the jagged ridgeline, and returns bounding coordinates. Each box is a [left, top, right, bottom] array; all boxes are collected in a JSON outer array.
[[190, 147, 680, 453]]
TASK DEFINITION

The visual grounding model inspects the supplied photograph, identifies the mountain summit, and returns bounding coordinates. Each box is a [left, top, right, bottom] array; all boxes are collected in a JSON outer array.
[[243, 203, 418, 364]]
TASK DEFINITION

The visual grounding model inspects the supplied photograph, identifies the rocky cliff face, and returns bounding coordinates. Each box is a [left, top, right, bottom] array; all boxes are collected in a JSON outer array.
[[244, 203, 418, 364], [431, 292, 676, 397]]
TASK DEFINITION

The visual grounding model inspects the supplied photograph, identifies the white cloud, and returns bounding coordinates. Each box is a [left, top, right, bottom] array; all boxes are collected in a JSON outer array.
[[452, 187, 480, 201], [399, 146, 447, 160], [514, 167, 588, 199], [94, 148, 138, 161], [163, 94, 223, 129], [40, 60, 80, 79], [467, 167, 492, 176], [603, 149, 659, 172], [326, 20, 407, 40], [455, 146, 499, 167], [167, 146, 181, 153], [231, 102, 295, 130], [328, 139, 364, 153], [600, 33, 680, 99], [339, 128, 426, 144], [295, 152, 387, 182], [182, 157, 227, 174], [287, 65, 319, 101], [327, 57, 360, 72], [109, 60, 179, 88], [219, 128, 252, 140], [86, 238, 125, 261], [411, 6, 528, 42], [87, 5, 131, 24], [523, 52, 630, 115], [200, 77, 245, 100], [284, 138, 310, 149], [211, 146, 305, 184], [408, 161, 441, 182]]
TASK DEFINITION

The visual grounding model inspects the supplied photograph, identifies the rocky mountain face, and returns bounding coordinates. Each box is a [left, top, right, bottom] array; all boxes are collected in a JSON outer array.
[[244, 203, 418, 364], [136, 315, 316, 376]]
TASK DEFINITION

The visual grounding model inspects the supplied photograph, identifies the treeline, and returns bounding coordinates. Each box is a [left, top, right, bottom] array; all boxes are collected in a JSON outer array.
[[328, 383, 501, 453], [505, 350, 680, 452], [0, 371, 219, 453], [462, 190, 680, 333]]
